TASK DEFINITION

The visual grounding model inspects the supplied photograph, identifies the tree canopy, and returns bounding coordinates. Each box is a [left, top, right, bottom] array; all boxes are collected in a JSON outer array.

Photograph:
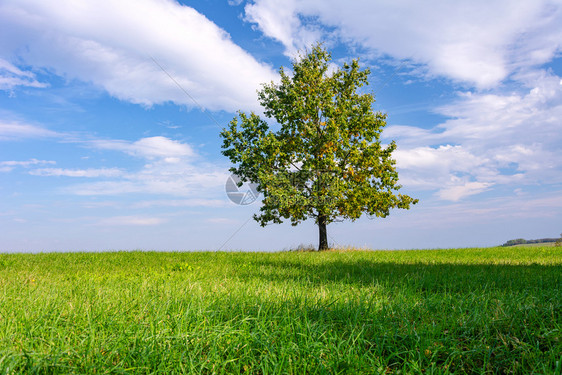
[[221, 45, 418, 250]]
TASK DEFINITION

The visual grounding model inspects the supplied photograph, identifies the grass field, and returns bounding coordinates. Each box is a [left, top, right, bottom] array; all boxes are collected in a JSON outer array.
[[0, 247, 560, 374]]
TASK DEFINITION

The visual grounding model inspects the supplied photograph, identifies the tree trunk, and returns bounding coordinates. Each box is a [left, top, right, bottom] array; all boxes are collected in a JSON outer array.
[[318, 214, 328, 251]]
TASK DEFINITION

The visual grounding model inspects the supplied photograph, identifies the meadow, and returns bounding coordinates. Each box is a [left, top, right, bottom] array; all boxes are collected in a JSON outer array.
[[0, 247, 560, 374]]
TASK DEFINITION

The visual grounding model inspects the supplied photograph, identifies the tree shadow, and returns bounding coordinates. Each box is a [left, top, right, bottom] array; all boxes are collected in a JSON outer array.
[[223, 256, 561, 372], [233, 255, 561, 292]]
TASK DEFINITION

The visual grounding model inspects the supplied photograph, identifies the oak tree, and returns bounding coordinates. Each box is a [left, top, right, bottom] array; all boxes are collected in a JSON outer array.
[[221, 45, 417, 250]]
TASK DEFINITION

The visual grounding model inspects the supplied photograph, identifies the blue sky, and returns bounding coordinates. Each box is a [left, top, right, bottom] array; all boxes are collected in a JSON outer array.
[[1, 0, 561, 252]]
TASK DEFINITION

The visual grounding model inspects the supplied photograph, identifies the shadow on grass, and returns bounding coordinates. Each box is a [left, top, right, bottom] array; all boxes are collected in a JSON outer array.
[[233, 256, 562, 292], [223, 258, 562, 373]]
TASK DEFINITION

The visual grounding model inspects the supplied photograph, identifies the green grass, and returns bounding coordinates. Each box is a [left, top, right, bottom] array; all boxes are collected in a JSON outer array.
[[0, 247, 560, 374]]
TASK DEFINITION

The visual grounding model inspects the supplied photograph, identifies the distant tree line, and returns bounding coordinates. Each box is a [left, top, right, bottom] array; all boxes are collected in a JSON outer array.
[[502, 235, 562, 247]]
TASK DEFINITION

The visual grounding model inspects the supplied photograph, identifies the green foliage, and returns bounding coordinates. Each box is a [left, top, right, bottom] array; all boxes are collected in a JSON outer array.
[[221, 45, 417, 249], [503, 238, 528, 246], [503, 237, 561, 246], [0, 247, 560, 373]]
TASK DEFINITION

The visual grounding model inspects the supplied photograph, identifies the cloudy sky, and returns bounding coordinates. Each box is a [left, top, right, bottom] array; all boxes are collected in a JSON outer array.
[[1, 0, 561, 251]]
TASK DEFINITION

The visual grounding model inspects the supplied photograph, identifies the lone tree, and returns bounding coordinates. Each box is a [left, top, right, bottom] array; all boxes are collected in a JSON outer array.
[[221, 45, 417, 250]]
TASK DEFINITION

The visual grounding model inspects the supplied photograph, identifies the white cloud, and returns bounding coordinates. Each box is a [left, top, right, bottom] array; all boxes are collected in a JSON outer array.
[[242, 0, 562, 202], [438, 181, 492, 201], [395, 145, 486, 174], [0, 121, 59, 140], [0, 133, 227, 199], [60, 135, 230, 197], [0, 58, 47, 90], [68, 181, 143, 196], [97, 215, 166, 226], [131, 199, 228, 208], [0, 159, 55, 172], [394, 145, 498, 200], [67, 163, 228, 197], [245, 0, 323, 56], [91, 136, 195, 160], [402, 190, 562, 228], [0, 0, 277, 111], [206, 217, 239, 224], [389, 68, 562, 200], [29, 168, 123, 177], [244, 0, 562, 88]]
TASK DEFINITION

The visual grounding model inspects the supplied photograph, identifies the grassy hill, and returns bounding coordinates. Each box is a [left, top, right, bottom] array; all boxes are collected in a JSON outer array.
[[0, 247, 560, 374], [502, 237, 561, 247]]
